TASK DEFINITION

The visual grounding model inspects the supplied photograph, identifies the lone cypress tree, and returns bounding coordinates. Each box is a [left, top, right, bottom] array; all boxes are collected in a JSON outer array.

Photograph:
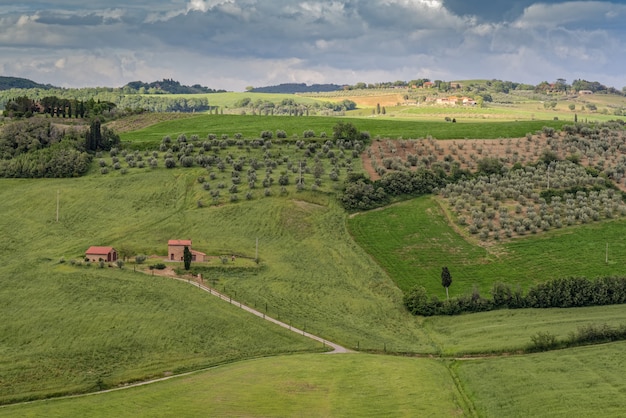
[[183, 246, 192, 271], [441, 266, 452, 299]]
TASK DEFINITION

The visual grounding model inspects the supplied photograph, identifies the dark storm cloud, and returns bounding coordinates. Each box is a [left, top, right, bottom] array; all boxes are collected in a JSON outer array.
[[443, 0, 570, 21]]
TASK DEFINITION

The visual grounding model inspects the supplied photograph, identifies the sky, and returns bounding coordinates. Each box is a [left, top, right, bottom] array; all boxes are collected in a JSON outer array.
[[1, 0, 625, 91]]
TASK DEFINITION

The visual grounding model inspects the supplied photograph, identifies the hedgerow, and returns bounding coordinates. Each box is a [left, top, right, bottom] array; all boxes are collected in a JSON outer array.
[[404, 276, 626, 316]]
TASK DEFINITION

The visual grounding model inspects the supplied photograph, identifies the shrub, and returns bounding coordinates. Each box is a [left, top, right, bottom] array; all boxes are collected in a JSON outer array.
[[529, 331, 559, 351], [150, 263, 166, 270], [135, 254, 147, 264]]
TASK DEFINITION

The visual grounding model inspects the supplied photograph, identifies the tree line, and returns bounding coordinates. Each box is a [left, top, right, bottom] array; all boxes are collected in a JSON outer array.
[[234, 97, 356, 116], [404, 276, 626, 316], [1, 89, 212, 116], [3, 96, 115, 119]]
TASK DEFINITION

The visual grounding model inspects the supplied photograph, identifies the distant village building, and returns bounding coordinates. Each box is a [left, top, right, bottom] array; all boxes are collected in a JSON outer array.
[[578, 90, 593, 95], [462, 97, 477, 106], [85, 246, 118, 262], [429, 96, 476, 106], [167, 239, 206, 262]]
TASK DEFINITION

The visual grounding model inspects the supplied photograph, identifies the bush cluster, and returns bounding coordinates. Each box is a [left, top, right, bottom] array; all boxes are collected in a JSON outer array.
[[404, 276, 626, 316], [341, 169, 447, 210], [149, 263, 166, 270], [528, 323, 626, 352]]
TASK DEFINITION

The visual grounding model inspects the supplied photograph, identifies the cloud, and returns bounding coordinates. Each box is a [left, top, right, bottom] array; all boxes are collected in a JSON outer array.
[[514, 1, 626, 28], [0, 0, 624, 90]]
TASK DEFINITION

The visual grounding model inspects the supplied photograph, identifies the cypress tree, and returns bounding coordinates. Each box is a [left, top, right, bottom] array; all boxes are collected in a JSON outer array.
[[183, 246, 192, 270], [441, 267, 452, 299]]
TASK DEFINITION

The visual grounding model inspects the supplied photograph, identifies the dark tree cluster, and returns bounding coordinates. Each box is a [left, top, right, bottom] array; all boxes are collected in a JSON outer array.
[[341, 169, 447, 211], [404, 276, 626, 317], [85, 119, 120, 152], [0, 119, 91, 178]]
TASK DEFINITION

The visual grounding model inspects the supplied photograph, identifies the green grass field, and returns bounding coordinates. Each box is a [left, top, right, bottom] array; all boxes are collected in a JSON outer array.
[[0, 354, 466, 417], [0, 265, 323, 404], [4, 342, 626, 417], [3, 111, 626, 414], [348, 195, 626, 298], [455, 341, 626, 417], [119, 114, 566, 149]]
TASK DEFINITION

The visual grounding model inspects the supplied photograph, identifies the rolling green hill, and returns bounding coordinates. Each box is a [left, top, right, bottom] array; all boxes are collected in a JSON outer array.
[[2, 111, 626, 415]]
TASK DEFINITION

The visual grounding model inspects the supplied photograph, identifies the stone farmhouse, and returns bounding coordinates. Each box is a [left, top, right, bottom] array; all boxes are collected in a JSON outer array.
[[85, 246, 118, 262], [168, 239, 206, 262]]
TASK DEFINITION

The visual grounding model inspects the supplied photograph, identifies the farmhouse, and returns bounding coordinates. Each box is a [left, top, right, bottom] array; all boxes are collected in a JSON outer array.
[[168, 239, 206, 262], [85, 246, 118, 262], [462, 97, 477, 106]]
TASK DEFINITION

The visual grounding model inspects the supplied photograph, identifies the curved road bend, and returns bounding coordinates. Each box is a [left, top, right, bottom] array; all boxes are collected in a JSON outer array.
[[172, 277, 353, 354]]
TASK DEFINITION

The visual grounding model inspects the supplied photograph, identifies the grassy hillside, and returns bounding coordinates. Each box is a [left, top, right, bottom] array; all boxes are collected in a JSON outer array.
[[119, 114, 565, 149], [455, 341, 626, 417], [4, 342, 626, 417], [0, 354, 466, 417], [3, 111, 626, 413], [348, 196, 626, 297], [0, 167, 433, 402]]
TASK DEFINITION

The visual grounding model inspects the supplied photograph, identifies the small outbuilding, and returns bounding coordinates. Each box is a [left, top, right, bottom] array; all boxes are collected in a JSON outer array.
[[85, 246, 118, 262], [168, 239, 206, 262]]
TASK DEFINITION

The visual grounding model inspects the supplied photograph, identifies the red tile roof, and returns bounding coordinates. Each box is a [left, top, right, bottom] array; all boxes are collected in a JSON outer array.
[[86, 246, 115, 255], [168, 239, 192, 246]]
